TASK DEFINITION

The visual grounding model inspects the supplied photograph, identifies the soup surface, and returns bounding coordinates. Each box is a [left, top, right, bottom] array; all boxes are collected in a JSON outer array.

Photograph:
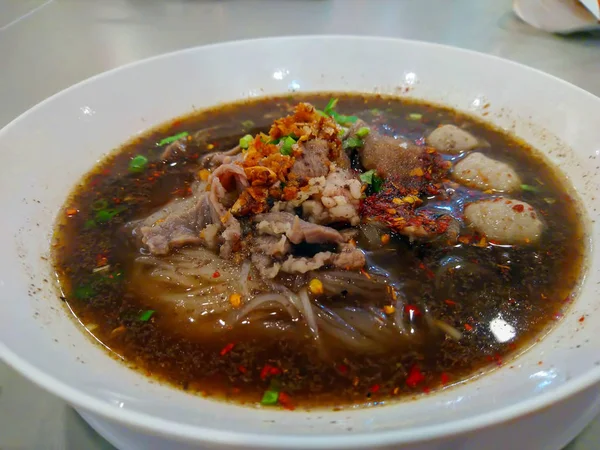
[[52, 94, 585, 410]]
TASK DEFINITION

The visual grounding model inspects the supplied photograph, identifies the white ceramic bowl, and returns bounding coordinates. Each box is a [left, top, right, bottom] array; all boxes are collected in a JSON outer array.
[[1, 36, 600, 450]]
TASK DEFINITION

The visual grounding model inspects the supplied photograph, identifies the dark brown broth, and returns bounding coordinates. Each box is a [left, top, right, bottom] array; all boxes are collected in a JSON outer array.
[[52, 93, 585, 409]]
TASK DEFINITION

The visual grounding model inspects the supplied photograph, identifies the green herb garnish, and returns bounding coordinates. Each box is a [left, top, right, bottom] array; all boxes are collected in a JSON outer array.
[[356, 127, 370, 138], [139, 310, 155, 322], [332, 112, 358, 126], [261, 389, 279, 405], [359, 169, 376, 184], [343, 137, 363, 150], [323, 98, 339, 115], [322, 98, 359, 126], [360, 169, 383, 193], [95, 206, 127, 223], [239, 134, 254, 149], [371, 175, 384, 193], [84, 219, 97, 229], [157, 131, 188, 146], [128, 155, 148, 173], [407, 113, 423, 120], [74, 285, 95, 300], [280, 136, 296, 156], [241, 120, 255, 129], [521, 184, 540, 193]]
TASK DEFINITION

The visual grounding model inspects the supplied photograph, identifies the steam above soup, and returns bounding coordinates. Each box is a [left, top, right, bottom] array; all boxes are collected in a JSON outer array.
[[52, 94, 585, 410]]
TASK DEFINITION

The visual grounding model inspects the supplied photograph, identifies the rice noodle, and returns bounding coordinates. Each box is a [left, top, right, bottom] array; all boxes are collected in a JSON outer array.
[[131, 247, 257, 318], [432, 319, 463, 341], [239, 261, 251, 296], [298, 288, 319, 341], [231, 293, 300, 323]]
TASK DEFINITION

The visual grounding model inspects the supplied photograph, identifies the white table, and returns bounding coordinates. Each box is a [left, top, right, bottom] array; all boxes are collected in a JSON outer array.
[[1, 0, 599, 448]]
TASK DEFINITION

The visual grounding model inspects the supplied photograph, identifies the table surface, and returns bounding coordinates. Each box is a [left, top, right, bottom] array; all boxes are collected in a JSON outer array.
[[1, 0, 600, 448]]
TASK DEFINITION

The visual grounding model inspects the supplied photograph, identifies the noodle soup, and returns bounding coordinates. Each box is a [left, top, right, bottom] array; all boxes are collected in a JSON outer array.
[[52, 94, 584, 410]]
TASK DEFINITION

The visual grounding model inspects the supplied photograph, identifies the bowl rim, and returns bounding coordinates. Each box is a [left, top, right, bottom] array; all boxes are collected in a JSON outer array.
[[1, 34, 600, 448]]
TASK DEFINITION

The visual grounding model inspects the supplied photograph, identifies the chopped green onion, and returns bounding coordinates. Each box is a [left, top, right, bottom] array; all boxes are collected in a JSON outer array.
[[84, 219, 96, 229], [157, 131, 188, 146], [74, 285, 95, 300], [260, 389, 279, 405], [239, 134, 254, 149], [332, 112, 358, 126], [521, 184, 540, 193], [91, 199, 109, 211], [407, 113, 423, 121], [316, 109, 328, 118], [359, 169, 376, 184], [280, 136, 296, 156], [241, 120, 255, 129], [370, 108, 381, 115], [356, 127, 370, 138], [139, 310, 155, 321], [95, 206, 126, 223], [128, 155, 148, 173], [359, 169, 384, 193], [324, 98, 339, 115], [321, 98, 358, 126], [343, 137, 363, 150], [371, 175, 384, 193]]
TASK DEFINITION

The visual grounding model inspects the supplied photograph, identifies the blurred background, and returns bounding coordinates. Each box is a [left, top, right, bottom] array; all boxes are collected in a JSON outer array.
[[0, 0, 599, 448]]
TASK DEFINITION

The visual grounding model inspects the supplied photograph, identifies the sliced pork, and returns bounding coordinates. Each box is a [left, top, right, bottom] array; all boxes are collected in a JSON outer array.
[[255, 211, 345, 245]]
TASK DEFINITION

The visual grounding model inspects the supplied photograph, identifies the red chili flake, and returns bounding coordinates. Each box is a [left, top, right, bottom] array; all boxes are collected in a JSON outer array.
[[512, 204, 525, 212], [260, 364, 281, 380], [102, 168, 110, 175], [464, 323, 473, 331], [278, 392, 295, 410], [219, 342, 234, 356], [440, 372, 450, 386], [231, 387, 241, 394], [406, 365, 425, 388], [494, 354, 503, 366], [337, 364, 348, 374], [96, 254, 108, 266], [418, 263, 435, 279], [212, 271, 220, 278], [415, 137, 426, 146], [579, 315, 585, 323], [508, 343, 517, 350], [369, 384, 380, 394], [404, 305, 422, 317], [238, 365, 247, 374], [444, 299, 456, 306], [564, 295, 572, 304], [422, 387, 431, 394]]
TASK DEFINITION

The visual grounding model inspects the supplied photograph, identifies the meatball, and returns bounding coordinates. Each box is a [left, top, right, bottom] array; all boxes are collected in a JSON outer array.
[[426, 124, 479, 153], [464, 198, 544, 244], [453, 153, 521, 192]]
